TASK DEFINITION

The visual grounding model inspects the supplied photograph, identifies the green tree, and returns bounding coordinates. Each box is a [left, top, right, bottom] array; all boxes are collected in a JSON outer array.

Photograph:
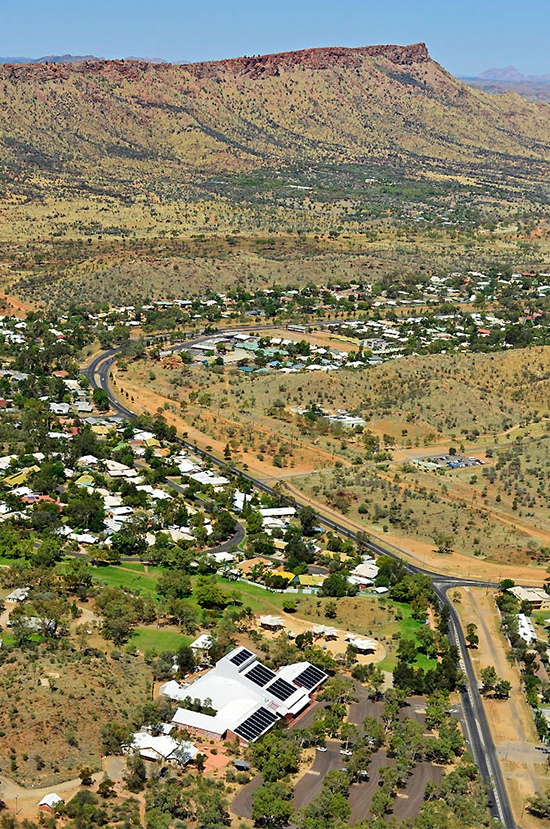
[[79, 766, 94, 786], [299, 506, 318, 537], [362, 715, 385, 748], [318, 572, 349, 598], [494, 679, 512, 699], [63, 558, 93, 595], [124, 754, 147, 792], [303, 646, 337, 675], [252, 782, 292, 829], [397, 638, 417, 664], [97, 776, 115, 798], [466, 622, 479, 649], [250, 731, 301, 782], [92, 387, 110, 411], [65, 491, 105, 532], [212, 510, 237, 542], [101, 721, 133, 755], [527, 788, 550, 819], [480, 665, 498, 694], [195, 576, 227, 609], [157, 570, 192, 600], [319, 676, 356, 704]]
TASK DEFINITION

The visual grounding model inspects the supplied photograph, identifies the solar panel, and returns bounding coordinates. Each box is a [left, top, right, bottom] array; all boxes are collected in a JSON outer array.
[[234, 707, 278, 741], [246, 663, 276, 687], [268, 678, 297, 701], [230, 648, 253, 666], [294, 664, 326, 690]]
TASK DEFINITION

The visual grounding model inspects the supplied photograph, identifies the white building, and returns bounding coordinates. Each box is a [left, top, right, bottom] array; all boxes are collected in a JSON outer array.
[[129, 730, 198, 765], [517, 613, 537, 644], [164, 646, 327, 744]]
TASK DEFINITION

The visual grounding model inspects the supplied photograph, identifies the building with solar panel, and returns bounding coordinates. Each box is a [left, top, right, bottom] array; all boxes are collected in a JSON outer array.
[[163, 646, 328, 744]]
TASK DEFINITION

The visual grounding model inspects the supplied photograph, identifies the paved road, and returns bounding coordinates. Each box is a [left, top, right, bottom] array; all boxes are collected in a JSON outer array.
[[83, 337, 519, 828], [435, 581, 516, 829]]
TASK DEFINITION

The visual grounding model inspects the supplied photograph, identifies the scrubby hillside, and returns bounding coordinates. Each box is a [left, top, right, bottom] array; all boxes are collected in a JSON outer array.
[[1, 42, 550, 205]]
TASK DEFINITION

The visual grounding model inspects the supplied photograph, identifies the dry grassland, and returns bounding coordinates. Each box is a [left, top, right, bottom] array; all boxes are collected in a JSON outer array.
[[120, 343, 550, 573]]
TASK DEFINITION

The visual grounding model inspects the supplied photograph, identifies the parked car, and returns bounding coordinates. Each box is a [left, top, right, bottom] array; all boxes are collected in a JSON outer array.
[[316, 746, 328, 752], [340, 749, 353, 756]]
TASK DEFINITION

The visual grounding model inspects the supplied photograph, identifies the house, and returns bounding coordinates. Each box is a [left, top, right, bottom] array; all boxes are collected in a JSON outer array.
[[76, 455, 99, 468], [165, 646, 327, 744], [90, 424, 111, 437], [50, 402, 70, 415], [259, 507, 296, 519], [74, 401, 94, 413], [4, 466, 40, 488], [128, 730, 198, 766], [232, 491, 248, 512], [349, 560, 380, 588], [38, 794, 64, 813], [298, 574, 326, 590], [6, 587, 30, 603], [190, 634, 213, 662], [190, 471, 229, 488], [273, 570, 296, 585], [210, 551, 236, 565], [517, 614, 537, 644], [74, 473, 95, 488], [104, 459, 138, 479], [509, 586, 550, 610], [234, 557, 274, 578]]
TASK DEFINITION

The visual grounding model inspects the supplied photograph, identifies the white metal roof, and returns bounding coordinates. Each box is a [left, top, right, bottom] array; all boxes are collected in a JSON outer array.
[[167, 647, 326, 741], [38, 794, 63, 808]]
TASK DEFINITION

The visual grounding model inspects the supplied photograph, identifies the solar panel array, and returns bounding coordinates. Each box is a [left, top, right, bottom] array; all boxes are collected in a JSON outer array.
[[267, 677, 297, 702], [246, 663, 276, 687], [229, 648, 253, 666], [234, 707, 278, 741], [294, 664, 326, 690]]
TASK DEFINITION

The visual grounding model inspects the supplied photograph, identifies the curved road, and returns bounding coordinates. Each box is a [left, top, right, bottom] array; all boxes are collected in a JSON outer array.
[[83, 337, 518, 828]]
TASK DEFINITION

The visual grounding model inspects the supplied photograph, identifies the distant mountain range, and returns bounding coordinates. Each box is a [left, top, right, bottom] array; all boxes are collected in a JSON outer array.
[[464, 66, 550, 83], [461, 67, 550, 102], [0, 54, 171, 64]]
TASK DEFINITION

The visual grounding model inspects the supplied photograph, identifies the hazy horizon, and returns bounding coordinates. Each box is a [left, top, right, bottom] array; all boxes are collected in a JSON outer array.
[[2, 0, 550, 77]]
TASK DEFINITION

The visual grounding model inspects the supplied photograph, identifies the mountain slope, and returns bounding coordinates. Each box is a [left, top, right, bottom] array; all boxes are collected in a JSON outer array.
[[1, 42, 550, 207]]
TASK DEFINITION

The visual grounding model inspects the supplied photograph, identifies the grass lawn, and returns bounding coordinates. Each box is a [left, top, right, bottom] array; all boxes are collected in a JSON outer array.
[[0, 633, 15, 646], [91, 566, 159, 597], [376, 602, 438, 673], [532, 609, 550, 635], [0, 555, 17, 566], [119, 562, 160, 573], [130, 627, 192, 652], [88, 564, 435, 672]]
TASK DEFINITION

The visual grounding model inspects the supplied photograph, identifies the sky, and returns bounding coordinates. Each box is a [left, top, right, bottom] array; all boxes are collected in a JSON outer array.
[[1, 0, 549, 76]]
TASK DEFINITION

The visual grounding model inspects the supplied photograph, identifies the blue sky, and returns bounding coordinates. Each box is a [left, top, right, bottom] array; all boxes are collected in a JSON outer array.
[[2, 0, 549, 76]]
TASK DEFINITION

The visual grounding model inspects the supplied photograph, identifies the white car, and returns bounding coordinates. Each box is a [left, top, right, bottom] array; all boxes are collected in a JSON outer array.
[[316, 746, 328, 752], [340, 749, 353, 756]]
